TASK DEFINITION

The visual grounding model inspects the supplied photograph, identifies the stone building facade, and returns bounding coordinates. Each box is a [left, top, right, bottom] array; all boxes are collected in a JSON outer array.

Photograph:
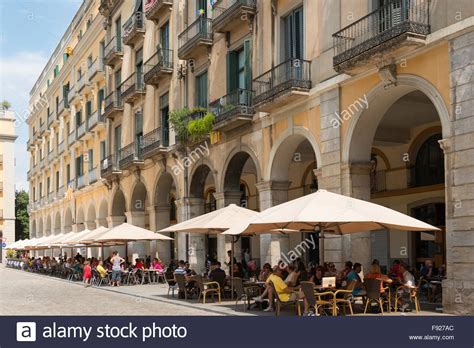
[[28, 0, 474, 314]]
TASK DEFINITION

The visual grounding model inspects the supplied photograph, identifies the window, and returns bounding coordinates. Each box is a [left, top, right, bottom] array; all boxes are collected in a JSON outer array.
[[195, 71, 208, 107], [160, 21, 170, 65], [55, 171, 59, 191], [98, 89, 105, 114], [114, 125, 122, 163], [77, 68, 82, 81], [160, 93, 169, 147], [55, 96, 59, 113], [47, 177, 51, 194], [76, 110, 82, 126], [88, 149, 94, 170], [414, 134, 444, 187], [135, 48, 143, 87], [100, 141, 106, 161], [33, 187, 36, 201], [66, 164, 71, 184], [135, 111, 143, 156], [115, 17, 122, 49], [76, 155, 84, 177], [227, 39, 252, 96], [86, 100, 92, 120], [87, 55, 93, 68], [39, 183, 43, 198], [284, 7, 303, 60], [54, 65, 59, 77], [197, 0, 207, 17], [115, 69, 122, 101]]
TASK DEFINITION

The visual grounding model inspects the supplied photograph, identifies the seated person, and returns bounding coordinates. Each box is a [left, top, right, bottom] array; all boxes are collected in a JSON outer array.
[[184, 261, 196, 276], [152, 258, 164, 271], [96, 260, 108, 278], [340, 261, 353, 281], [208, 261, 226, 284], [389, 260, 403, 280], [347, 263, 366, 296], [324, 263, 338, 278], [365, 262, 392, 292], [309, 266, 324, 286], [134, 258, 144, 270], [296, 261, 309, 283], [233, 262, 245, 278], [258, 263, 272, 282], [397, 263, 416, 312], [267, 266, 306, 313], [420, 260, 436, 279], [284, 264, 298, 287]]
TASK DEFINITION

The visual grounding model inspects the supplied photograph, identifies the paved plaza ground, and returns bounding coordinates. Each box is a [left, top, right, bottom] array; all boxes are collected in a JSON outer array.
[[0, 266, 447, 316]]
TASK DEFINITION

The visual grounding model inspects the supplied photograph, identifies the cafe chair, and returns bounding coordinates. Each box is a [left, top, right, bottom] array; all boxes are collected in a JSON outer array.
[[395, 283, 421, 313], [165, 275, 178, 297], [269, 281, 302, 316], [300, 281, 334, 316], [231, 277, 258, 311], [332, 280, 356, 316], [363, 279, 385, 315], [194, 275, 221, 304], [175, 273, 194, 300]]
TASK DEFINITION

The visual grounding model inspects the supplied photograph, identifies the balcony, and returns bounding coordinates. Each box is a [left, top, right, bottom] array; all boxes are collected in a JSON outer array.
[[48, 149, 55, 162], [119, 142, 144, 170], [121, 72, 145, 104], [104, 91, 124, 120], [253, 58, 312, 112], [88, 58, 105, 83], [77, 74, 91, 94], [76, 174, 86, 190], [99, 0, 121, 18], [57, 140, 65, 156], [68, 84, 77, 104], [144, 48, 173, 86], [104, 36, 123, 67], [67, 131, 76, 147], [145, 0, 172, 23], [178, 17, 213, 60], [57, 98, 69, 120], [212, 0, 256, 33], [210, 88, 253, 131], [87, 110, 105, 131], [123, 12, 145, 47], [88, 166, 99, 185], [76, 122, 86, 140], [142, 127, 168, 159], [333, 0, 430, 75], [101, 155, 122, 179]]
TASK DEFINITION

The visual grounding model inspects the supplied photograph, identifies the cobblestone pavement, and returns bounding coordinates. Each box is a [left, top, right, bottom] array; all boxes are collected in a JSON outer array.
[[0, 266, 446, 316], [0, 267, 249, 316]]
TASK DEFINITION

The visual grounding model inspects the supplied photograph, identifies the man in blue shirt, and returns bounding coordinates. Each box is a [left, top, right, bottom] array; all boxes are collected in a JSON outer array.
[[347, 263, 366, 296]]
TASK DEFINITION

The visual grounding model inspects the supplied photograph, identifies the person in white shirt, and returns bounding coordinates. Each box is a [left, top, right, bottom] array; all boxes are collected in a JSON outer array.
[[398, 263, 416, 312]]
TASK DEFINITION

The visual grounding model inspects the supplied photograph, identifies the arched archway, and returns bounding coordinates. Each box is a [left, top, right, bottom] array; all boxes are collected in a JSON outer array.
[[64, 208, 73, 233], [86, 203, 97, 230], [54, 211, 61, 235], [344, 77, 449, 288], [111, 187, 127, 224]]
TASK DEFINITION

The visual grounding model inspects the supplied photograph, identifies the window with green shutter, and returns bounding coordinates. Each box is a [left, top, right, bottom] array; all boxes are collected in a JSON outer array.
[[196, 71, 208, 107], [160, 93, 170, 147], [284, 7, 304, 60]]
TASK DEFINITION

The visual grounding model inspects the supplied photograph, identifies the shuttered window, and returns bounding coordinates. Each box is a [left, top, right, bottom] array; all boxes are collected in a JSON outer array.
[[196, 71, 208, 107], [284, 7, 303, 60]]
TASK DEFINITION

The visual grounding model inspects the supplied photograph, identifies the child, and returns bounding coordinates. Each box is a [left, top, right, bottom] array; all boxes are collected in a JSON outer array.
[[83, 261, 92, 287]]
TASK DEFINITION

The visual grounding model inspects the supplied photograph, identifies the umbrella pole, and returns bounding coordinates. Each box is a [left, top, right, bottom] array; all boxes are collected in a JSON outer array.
[[101, 243, 104, 261], [318, 223, 325, 265]]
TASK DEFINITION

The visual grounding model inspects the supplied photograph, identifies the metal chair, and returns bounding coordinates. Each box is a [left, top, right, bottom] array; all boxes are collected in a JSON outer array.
[[194, 275, 221, 304], [300, 281, 334, 315], [332, 280, 356, 316]]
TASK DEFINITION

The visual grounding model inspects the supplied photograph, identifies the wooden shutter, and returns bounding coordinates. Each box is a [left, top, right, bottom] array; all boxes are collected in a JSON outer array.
[[227, 51, 238, 93], [244, 39, 252, 92]]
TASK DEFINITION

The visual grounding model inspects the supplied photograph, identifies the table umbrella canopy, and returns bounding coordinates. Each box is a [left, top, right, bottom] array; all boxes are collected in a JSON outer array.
[[33, 234, 66, 249], [96, 223, 173, 242], [6, 239, 27, 250], [223, 190, 440, 236], [24, 236, 54, 250], [58, 229, 93, 245], [47, 232, 76, 246], [76, 226, 110, 244], [159, 204, 259, 234]]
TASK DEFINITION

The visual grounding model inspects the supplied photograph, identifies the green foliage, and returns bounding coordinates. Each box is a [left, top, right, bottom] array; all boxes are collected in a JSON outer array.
[[6, 249, 17, 258], [1, 100, 11, 110], [15, 190, 29, 240], [169, 107, 214, 144], [187, 112, 215, 142]]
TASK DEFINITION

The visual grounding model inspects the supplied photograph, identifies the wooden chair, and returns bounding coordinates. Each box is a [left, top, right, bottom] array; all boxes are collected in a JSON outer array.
[[332, 280, 356, 316], [363, 279, 384, 315], [300, 281, 334, 315], [395, 283, 421, 313], [269, 281, 301, 316], [194, 275, 221, 304]]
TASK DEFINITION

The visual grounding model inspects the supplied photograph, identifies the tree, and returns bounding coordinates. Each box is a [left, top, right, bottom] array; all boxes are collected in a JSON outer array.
[[1, 100, 11, 110], [15, 190, 29, 240]]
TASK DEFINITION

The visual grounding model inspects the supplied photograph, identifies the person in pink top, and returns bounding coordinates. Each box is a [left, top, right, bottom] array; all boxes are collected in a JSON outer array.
[[83, 261, 92, 287], [152, 258, 164, 271]]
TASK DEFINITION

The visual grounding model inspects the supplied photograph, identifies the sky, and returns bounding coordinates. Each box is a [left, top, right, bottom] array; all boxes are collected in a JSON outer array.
[[0, 0, 82, 192]]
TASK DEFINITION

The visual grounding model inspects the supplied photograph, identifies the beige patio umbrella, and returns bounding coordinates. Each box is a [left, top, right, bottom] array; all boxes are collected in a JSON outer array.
[[96, 223, 173, 261], [6, 239, 27, 250], [76, 226, 110, 244], [160, 204, 260, 286], [223, 189, 440, 263]]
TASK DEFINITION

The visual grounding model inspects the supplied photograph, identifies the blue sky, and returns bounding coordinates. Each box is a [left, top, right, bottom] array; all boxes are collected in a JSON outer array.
[[0, 0, 82, 192]]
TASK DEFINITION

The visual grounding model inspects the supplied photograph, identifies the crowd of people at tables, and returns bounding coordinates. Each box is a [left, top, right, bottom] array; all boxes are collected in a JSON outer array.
[[16, 248, 444, 313]]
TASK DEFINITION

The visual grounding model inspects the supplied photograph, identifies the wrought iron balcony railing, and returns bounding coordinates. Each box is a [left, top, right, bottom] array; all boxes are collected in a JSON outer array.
[[101, 154, 121, 178], [142, 127, 169, 158], [253, 58, 311, 107], [88, 166, 99, 184], [212, 0, 256, 33], [119, 142, 143, 169], [145, 0, 173, 22], [178, 17, 213, 59], [209, 88, 253, 125], [333, 0, 430, 71], [123, 11, 145, 46], [121, 72, 145, 103], [104, 36, 123, 66], [104, 91, 124, 118], [144, 48, 173, 86], [88, 57, 105, 81]]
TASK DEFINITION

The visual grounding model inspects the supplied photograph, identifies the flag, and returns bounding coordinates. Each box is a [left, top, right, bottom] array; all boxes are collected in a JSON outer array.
[[65, 182, 74, 201]]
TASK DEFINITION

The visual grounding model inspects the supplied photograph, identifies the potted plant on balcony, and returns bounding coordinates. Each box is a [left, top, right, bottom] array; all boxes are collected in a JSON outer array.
[[169, 107, 215, 145]]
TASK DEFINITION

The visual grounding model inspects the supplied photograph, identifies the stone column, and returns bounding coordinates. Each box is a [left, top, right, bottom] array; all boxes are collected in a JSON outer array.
[[174, 198, 188, 262], [444, 30, 474, 314], [214, 191, 242, 268], [152, 205, 172, 263], [186, 197, 206, 274], [255, 181, 291, 266]]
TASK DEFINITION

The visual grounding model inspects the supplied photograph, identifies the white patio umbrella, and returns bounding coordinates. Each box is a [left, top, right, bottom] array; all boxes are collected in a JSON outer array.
[[6, 239, 26, 250], [76, 226, 110, 244], [223, 190, 440, 263], [96, 223, 173, 261]]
